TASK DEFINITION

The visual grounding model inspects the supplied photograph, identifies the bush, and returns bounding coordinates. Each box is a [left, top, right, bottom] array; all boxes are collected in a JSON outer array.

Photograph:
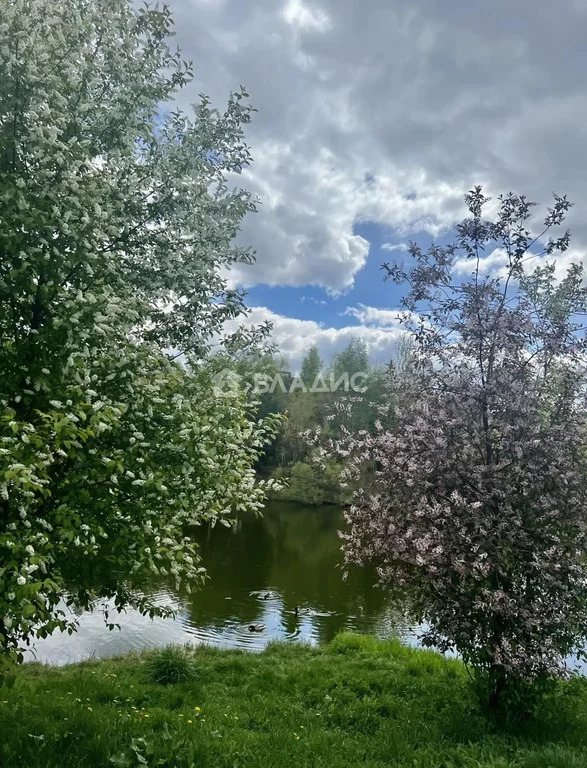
[[338, 188, 587, 711]]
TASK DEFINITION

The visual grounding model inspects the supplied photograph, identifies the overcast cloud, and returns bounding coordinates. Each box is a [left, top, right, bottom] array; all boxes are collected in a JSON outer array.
[[169, 0, 587, 361]]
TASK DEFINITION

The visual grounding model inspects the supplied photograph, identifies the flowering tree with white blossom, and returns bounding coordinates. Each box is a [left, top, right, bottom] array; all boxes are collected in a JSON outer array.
[[339, 187, 587, 709], [0, 0, 280, 663]]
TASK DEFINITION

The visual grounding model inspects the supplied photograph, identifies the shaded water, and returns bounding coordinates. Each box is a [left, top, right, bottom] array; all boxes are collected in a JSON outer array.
[[28, 501, 417, 665]]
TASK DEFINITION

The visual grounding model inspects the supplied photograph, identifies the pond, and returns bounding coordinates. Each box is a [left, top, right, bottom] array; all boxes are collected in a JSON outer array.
[[27, 501, 418, 665]]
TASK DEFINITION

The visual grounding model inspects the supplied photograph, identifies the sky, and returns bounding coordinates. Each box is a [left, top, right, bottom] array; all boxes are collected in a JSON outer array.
[[169, 0, 587, 370]]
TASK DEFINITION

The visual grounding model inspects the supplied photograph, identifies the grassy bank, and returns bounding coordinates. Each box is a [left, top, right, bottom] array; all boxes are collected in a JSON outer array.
[[2, 634, 587, 767]]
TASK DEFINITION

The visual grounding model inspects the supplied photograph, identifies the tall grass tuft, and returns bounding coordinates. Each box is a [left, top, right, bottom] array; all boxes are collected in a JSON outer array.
[[145, 647, 198, 685]]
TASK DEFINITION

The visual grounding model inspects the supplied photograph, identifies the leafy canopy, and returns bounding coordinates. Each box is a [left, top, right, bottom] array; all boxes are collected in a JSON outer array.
[[0, 0, 279, 662], [339, 188, 587, 706], [300, 346, 323, 387]]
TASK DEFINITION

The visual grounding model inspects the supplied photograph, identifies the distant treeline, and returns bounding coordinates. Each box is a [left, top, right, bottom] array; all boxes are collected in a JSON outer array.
[[215, 338, 410, 505]]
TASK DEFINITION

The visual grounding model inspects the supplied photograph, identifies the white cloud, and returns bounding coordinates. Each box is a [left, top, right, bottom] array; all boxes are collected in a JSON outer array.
[[452, 247, 509, 277], [282, 0, 331, 32], [233, 145, 371, 292], [343, 303, 407, 328], [452, 246, 587, 284], [236, 306, 405, 370], [381, 243, 408, 253], [232, 152, 469, 292]]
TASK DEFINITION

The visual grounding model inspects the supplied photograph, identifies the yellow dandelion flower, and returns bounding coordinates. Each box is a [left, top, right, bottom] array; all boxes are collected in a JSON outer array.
[[187, 719, 192, 724], [87, 707, 93, 712]]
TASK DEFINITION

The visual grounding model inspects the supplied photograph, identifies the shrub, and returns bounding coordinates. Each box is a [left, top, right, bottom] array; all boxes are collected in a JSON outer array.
[[337, 188, 587, 711]]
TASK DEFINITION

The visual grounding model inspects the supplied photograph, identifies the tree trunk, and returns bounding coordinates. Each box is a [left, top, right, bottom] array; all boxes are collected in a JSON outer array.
[[488, 666, 507, 714]]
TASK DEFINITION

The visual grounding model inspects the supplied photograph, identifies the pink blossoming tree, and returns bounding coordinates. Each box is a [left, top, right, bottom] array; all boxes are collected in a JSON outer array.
[[339, 188, 587, 709]]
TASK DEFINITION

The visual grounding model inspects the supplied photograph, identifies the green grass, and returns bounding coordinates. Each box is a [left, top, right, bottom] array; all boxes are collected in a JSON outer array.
[[2, 633, 587, 767]]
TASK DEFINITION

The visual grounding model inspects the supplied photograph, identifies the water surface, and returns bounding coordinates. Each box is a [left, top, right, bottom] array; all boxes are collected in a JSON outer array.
[[28, 501, 417, 665]]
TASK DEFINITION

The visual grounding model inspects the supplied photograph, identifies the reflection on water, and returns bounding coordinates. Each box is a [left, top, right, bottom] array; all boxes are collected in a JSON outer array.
[[27, 501, 418, 666]]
